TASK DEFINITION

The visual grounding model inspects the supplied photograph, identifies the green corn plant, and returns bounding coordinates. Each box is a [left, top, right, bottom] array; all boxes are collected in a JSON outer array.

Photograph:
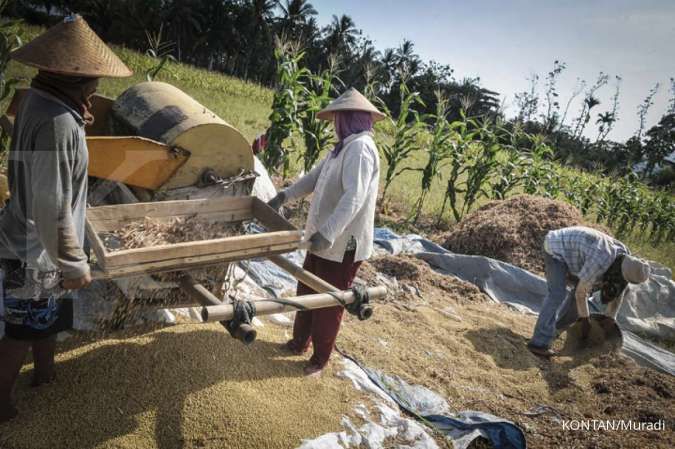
[[594, 174, 643, 237], [561, 172, 583, 209], [560, 170, 599, 215], [648, 193, 675, 243], [262, 38, 310, 177], [410, 91, 451, 223], [145, 23, 176, 81], [578, 176, 601, 216], [297, 63, 339, 173], [491, 148, 524, 200], [379, 81, 424, 210], [460, 119, 503, 218], [437, 112, 480, 224], [491, 125, 528, 200], [521, 134, 556, 197]]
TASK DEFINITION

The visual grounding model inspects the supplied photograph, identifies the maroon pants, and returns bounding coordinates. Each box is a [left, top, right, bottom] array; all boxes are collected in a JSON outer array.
[[289, 250, 362, 368]]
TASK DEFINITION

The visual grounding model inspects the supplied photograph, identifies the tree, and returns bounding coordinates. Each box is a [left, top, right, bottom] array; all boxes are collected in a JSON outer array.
[[595, 76, 621, 143], [572, 72, 609, 140], [324, 14, 357, 59], [635, 83, 660, 140], [643, 113, 675, 176], [394, 39, 421, 77], [279, 0, 317, 42], [239, 0, 279, 81], [541, 60, 566, 133], [514, 74, 539, 124], [162, 0, 205, 62]]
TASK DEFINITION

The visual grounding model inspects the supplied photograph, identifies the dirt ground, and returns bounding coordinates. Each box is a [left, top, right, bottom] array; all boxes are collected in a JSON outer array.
[[342, 254, 675, 449]]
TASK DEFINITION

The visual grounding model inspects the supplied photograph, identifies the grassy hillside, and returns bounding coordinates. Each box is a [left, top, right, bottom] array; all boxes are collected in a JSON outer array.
[[3, 25, 673, 272]]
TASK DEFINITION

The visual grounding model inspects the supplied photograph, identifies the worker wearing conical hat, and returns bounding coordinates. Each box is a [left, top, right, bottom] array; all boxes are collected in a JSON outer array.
[[268, 88, 384, 376], [528, 226, 650, 357], [0, 15, 131, 422]]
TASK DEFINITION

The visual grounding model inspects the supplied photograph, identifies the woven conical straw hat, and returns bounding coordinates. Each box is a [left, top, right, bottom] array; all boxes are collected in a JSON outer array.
[[317, 87, 386, 121], [11, 15, 132, 78]]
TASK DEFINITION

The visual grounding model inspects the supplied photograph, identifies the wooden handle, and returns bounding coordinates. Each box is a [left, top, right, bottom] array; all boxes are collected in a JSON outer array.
[[268, 255, 337, 293], [201, 286, 387, 322], [179, 273, 257, 344]]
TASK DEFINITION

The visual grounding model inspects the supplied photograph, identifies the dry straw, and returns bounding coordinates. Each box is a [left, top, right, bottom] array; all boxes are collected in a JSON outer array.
[[443, 194, 608, 274]]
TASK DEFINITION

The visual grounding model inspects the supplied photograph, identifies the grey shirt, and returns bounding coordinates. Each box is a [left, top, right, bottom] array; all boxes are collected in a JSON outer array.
[[0, 88, 90, 280]]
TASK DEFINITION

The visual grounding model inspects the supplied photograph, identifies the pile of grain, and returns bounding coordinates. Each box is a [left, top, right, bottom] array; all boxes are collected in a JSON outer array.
[[103, 215, 244, 251], [0, 324, 361, 449], [443, 195, 603, 274]]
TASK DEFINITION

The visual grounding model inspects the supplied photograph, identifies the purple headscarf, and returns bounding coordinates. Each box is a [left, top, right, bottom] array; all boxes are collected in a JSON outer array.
[[331, 110, 374, 157]]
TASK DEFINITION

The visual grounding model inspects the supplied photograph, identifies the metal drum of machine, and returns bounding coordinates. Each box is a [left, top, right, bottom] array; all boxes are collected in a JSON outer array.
[[110, 81, 254, 192]]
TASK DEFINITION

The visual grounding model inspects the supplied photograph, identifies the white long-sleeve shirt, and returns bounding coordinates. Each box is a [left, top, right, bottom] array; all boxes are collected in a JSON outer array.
[[283, 131, 380, 263]]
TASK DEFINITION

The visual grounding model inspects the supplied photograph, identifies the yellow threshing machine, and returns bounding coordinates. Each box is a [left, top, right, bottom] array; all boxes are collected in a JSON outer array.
[[1, 81, 384, 343]]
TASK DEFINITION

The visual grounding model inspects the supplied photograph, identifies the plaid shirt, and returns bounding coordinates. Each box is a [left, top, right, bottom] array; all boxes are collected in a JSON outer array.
[[544, 226, 628, 284]]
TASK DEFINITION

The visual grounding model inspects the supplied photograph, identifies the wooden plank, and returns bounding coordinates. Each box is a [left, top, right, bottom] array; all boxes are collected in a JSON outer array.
[[87, 196, 254, 223], [92, 242, 298, 279], [86, 195, 300, 272], [269, 255, 338, 293], [87, 136, 189, 190], [251, 197, 296, 231], [103, 230, 301, 267], [201, 286, 387, 322], [85, 218, 109, 269], [90, 208, 253, 232]]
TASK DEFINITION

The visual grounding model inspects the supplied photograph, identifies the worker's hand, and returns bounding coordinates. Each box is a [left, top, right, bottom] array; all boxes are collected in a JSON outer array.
[[578, 317, 591, 341], [61, 272, 92, 290], [308, 232, 331, 252], [597, 315, 619, 337], [267, 192, 286, 212]]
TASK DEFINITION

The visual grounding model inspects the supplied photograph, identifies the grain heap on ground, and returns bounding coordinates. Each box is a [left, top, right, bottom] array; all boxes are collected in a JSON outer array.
[[0, 324, 361, 449], [443, 194, 603, 274]]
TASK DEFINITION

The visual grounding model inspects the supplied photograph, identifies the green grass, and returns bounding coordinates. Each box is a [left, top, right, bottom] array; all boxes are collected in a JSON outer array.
[[3, 25, 273, 141], [4, 24, 674, 273]]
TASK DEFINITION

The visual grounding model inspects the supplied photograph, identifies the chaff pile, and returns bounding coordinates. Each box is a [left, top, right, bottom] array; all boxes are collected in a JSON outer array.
[[103, 215, 245, 251], [443, 195, 608, 274]]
